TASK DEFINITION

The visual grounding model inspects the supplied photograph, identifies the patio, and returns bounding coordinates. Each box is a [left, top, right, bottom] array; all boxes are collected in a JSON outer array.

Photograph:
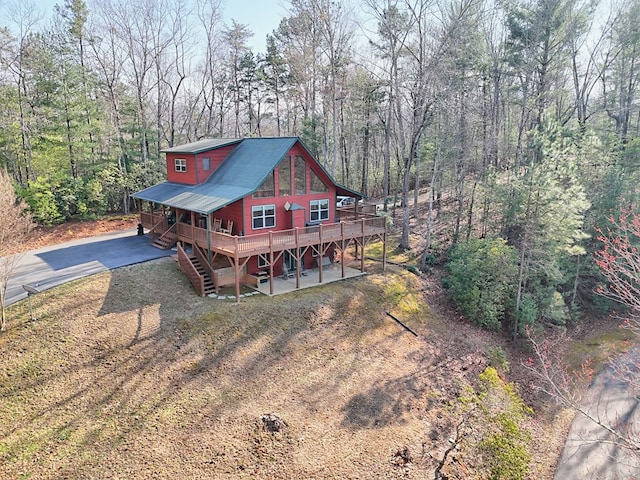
[[254, 263, 365, 296]]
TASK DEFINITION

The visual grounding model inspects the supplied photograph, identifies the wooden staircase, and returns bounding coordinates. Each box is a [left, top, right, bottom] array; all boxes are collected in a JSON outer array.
[[189, 254, 215, 295], [151, 231, 178, 250], [149, 223, 178, 250], [176, 243, 216, 297]]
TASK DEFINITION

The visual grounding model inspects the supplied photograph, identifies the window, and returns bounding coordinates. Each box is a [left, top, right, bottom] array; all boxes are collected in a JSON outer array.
[[258, 255, 269, 268], [175, 158, 187, 172], [278, 156, 291, 196], [253, 171, 275, 198], [310, 169, 328, 193], [252, 205, 276, 229], [202, 157, 210, 171], [294, 155, 306, 195], [310, 199, 329, 222]]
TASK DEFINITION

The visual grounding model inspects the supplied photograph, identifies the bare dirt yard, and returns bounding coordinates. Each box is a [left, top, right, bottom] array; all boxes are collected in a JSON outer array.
[[0, 215, 626, 479]]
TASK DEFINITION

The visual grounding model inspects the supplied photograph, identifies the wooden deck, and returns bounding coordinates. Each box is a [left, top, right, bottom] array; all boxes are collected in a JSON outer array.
[[141, 212, 386, 259], [141, 211, 386, 302]]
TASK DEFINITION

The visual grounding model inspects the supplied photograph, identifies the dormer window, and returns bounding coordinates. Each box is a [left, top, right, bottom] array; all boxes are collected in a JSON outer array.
[[175, 158, 187, 172]]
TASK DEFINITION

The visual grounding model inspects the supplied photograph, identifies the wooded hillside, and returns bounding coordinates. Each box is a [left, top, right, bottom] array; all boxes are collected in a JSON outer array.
[[1, 0, 638, 336]]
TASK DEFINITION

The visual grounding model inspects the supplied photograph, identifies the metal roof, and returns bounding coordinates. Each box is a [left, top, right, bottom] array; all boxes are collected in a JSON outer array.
[[160, 138, 241, 154], [132, 137, 299, 214]]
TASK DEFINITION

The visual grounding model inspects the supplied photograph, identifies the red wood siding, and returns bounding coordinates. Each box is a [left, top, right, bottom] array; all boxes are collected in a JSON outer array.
[[166, 153, 197, 184], [242, 142, 337, 235], [166, 143, 238, 185], [215, 199, 244, 236], [246, 249, 316, 275], [195, 144, 238, 183]]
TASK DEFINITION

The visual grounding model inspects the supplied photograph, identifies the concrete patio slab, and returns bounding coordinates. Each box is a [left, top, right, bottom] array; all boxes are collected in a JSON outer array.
[[254, 264, 365, 296]]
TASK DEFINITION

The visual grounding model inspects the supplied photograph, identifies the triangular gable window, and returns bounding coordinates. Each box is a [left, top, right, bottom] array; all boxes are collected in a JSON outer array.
[[253, 171, 275, 198], [310, 169, 328, 193]]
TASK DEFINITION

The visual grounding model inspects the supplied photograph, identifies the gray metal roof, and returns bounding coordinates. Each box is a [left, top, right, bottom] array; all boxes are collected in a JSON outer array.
[[160, 138, 241, 154], [132, 137, 299, 214]]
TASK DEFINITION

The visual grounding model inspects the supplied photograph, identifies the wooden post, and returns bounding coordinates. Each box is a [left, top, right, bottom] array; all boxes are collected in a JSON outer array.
[[269, 232, 274, 295], [318, 224, 324, 283], [340, 222, 345, 278], [360, 219, 366, 272], [234, 236, 240, 303], [382, 229, 387, 271], [294, 228, 300, 289], [190, 211, 195, 246], [206, 213, 212, 265]]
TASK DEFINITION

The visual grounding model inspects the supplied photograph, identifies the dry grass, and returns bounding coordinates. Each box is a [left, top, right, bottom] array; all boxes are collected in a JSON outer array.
[[0, 257, 565, 479]]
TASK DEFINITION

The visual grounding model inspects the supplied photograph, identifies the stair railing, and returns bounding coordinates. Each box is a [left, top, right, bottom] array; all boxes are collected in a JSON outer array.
[[148, 216, 169, 239], [193, 243, 216, 280], [176, 242, 205, 296], [155, 223, 177, 247]]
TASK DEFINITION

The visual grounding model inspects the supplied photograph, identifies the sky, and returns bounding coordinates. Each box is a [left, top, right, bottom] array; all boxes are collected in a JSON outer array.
[[223, 0, 284, 51], [1, 0, 285, 53]]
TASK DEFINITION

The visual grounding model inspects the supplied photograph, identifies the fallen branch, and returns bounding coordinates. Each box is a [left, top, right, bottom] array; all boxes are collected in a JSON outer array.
[[385, 311, 419, 337]]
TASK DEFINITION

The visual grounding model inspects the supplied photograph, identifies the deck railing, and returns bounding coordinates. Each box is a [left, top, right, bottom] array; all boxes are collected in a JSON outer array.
[[141, 212, 386, 258]]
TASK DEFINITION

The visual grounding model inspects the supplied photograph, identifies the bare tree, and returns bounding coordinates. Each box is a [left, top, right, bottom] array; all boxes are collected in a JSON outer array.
[[525, 207, 640, 468], [0, 169, 34, 331], [2, 1, 43, 185], [595, 205, 640, 336], [601, 0, 640, 150]]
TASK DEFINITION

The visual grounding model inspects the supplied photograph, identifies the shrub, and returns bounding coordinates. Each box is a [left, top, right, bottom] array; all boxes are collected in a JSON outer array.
[[477, 367, 532, 480], [444, 238, 519, 330]]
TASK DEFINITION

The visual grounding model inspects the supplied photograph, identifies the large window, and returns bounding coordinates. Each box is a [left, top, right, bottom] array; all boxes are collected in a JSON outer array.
[[294, 155, 306, 195], [278, 157, 291, 196], [253, 171, 275, 198], [252, 205, 276, 229], [310, 199, 329, 222], [175, 158, 187, 172], [310, 169, 328, 193]]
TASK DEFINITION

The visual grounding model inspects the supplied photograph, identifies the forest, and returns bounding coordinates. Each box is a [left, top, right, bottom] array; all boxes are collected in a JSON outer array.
[[0, 0, 638, 338]]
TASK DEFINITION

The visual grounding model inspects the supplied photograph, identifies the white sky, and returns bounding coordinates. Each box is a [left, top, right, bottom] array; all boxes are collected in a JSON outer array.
[[224, 0, 285, 51], [1, 0, 285, 53]]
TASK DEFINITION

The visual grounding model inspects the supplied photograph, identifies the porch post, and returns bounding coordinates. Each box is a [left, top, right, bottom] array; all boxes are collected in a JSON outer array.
[[234, 236, 241, 303], [318, 224, 324, 284], [340, 222, 345, 278], [294, 228, 300, 289], [207, 213, 212, 264], [269, 232, 275, 295], [190, 211, 195, 246], [360, 219, 366, 272]]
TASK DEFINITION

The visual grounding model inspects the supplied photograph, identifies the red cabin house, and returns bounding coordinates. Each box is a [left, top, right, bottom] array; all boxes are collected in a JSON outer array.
[[132, 137, 386, 300]]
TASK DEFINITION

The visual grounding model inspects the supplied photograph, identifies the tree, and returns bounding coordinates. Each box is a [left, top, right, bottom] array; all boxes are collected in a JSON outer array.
[[0, 169, 34, 331], [443, 237, 519, 330], [525, 208, 640, 466], [434, 367, 532, 479], [499, 125, 590, 337], [223, 20, 253, 137], [601, 0, 640, 150], [594, 205, 640, 332]]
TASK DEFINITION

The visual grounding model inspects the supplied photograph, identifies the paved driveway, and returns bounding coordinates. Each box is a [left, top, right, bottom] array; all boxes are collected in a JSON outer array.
[[554, 351, 640, 479], [4, 229, 174, 307]]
